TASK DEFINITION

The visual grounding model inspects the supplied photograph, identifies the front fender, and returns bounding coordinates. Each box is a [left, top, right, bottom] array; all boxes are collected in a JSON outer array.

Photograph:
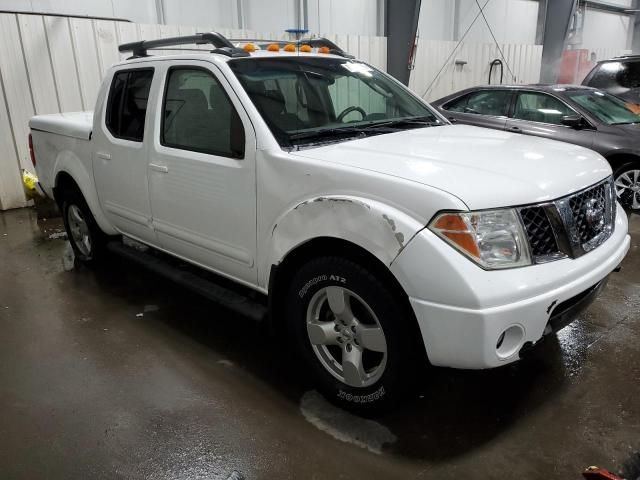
[[261, 195, 426, 287], [54, 151, 117, 235]]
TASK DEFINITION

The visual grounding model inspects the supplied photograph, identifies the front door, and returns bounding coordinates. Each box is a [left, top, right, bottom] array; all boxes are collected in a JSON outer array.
[[93, 67, 158, 244], [505, 91, 594, 149], [147, 62, 257, 284]]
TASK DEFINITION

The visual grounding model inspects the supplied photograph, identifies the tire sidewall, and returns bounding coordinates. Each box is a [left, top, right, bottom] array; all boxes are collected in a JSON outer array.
[[614, 162, 640, 211], [286, 258, 412, 412], [62, 192, 99, 262]]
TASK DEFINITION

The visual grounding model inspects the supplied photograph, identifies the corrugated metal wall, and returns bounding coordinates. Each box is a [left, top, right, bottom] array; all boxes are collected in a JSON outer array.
[[0, 12, 386, 210], [410, 40, 544, 102]]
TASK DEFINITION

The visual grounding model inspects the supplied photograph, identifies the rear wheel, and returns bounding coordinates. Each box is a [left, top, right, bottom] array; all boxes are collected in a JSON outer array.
[[61, 190, 108, 264], [613, 162, 640, 211], [285, 256, 420, 414]]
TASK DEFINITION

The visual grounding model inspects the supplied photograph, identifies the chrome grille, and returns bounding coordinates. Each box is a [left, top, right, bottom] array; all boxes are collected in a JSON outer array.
[[518, 177, 615, 263], [569, 182, 607, 245], [519, 206, 559, 257]]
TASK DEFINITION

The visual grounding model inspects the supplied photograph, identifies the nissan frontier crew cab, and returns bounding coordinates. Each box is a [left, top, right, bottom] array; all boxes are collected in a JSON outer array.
[[29, 33, 631, 412]]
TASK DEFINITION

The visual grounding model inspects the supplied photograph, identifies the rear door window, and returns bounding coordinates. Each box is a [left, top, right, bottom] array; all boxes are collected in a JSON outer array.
[[105, 68, 154, 142], [512, 92, 574, 125], [444, 90, 511, 116]]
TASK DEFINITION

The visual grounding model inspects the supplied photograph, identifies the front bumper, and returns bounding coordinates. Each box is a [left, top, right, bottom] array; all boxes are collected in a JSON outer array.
[[390, 205, 630, 369]]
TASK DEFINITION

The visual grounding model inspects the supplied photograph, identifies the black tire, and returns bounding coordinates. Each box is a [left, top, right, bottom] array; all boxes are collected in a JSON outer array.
[[613, 162, 640, 212], [61, 189, 108, 265], [285, 256, 420, 414]]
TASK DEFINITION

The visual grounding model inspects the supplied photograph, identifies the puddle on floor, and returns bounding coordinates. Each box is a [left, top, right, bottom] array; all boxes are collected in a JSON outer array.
[[299, 390, 396, 454]]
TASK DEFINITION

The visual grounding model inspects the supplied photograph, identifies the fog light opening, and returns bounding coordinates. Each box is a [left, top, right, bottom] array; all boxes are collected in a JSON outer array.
[[496, 325, 525, 359]]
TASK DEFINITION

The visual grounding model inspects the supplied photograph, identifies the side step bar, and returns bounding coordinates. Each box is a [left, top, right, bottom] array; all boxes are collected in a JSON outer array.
[[107, 241, 268, 323]]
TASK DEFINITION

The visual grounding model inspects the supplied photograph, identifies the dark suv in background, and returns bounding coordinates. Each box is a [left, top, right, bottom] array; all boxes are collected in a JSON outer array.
[[583, 55, 640, 104], [432, 84, 640, 210]]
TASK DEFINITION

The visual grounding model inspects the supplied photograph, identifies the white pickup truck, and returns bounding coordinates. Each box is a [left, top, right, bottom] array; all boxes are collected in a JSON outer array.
[[29, 33, 630, 412]]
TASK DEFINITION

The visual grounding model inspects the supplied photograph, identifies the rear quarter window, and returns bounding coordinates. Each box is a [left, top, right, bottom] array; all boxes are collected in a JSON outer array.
[[105, 68, 154, 142]]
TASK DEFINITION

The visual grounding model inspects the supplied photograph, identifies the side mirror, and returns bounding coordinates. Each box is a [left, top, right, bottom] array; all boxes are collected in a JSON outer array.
[[561, 115, 586, 129]]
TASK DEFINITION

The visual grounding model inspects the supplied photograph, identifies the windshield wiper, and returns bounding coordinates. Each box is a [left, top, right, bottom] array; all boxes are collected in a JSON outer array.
[[288, 126, 370, 142], [362, 116, 442, 130], [287, 116, 441, 146]]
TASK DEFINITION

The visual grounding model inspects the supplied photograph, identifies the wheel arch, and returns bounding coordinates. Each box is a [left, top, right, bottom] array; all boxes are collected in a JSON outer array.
[[604, 152, 640, 171], [53, 166, 116, 235], [268, 236, 429, 364]]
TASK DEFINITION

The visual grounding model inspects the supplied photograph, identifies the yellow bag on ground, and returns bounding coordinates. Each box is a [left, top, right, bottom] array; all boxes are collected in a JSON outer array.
[[22, 169, 41, 200]]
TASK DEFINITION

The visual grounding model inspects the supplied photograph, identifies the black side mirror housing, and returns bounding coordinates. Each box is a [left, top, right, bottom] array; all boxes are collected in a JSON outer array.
[[561, 115, 586, 129]]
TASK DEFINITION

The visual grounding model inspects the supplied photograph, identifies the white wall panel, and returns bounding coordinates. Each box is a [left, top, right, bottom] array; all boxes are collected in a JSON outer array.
[[0, 12, 386, 209], [69, 18, 102, 109], [581, 8, 631, 52], [0, 14, 35, 172], [95, 20, 121, 76], [418, 0, 455, 41], [44, 16, 84, 112], [17, 14, 60, 114], [410, 39, 542, 102], [0, 74, 26, 209], [457, 0, 539, 45]]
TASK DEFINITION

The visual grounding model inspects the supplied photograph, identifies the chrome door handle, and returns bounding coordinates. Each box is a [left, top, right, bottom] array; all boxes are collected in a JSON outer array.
[[96, 152, 111, 160], [149, 163, 169, 173]]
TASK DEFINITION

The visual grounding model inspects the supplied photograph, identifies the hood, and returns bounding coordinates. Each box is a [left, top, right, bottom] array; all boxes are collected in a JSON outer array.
[[293, 124, 612, 210], [609, 122, 640, 136]]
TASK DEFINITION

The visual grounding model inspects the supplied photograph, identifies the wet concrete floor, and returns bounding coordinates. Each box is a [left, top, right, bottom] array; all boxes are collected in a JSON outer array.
[[0, 207, 639, 479]]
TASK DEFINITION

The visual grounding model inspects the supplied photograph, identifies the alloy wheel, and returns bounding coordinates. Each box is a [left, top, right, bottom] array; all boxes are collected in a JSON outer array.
[[306, 286, 387, 388]]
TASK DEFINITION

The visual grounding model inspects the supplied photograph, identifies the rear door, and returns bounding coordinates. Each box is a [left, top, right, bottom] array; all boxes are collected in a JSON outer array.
[[440, 89, 512, 130], [147, 61, 257, 285], [505, 91, 594, 149], [93, 67, 158, 244]]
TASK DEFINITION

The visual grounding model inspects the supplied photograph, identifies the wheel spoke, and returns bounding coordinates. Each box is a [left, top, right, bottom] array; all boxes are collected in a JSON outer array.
[[357, 325, 387, 352], [70, 206, 83, 224], [325, 286, 347, 316], [82, 235, 91, 254], [307, 321, 340, 346], [341, 345, 365, 387], [634, 192, 640, 210]]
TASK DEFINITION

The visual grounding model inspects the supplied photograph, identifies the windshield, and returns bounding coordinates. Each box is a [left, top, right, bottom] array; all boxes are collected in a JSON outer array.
[[228, 57, 442, 148], [566, 90, 640, 125]]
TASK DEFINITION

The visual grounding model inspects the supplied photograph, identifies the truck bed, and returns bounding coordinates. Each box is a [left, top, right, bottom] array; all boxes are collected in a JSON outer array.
[[29, 111, 94, 199], [29, 111, 93, 140]]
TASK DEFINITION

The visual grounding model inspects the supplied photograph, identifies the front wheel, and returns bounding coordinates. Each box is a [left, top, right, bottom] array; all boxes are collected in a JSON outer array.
[[286, 256, 420, 414], [614, 162, 640, 211]]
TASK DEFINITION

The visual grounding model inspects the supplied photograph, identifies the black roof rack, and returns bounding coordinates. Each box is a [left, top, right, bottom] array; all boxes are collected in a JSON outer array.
[[227, 37, 354, 58], [118, 32, 250, 58]]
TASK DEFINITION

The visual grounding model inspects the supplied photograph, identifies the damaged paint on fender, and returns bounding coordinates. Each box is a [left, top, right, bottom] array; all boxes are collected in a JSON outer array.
[[267, 196, 425, 282]]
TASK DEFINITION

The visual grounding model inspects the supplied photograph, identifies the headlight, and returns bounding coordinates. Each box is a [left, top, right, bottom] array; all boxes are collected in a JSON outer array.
[[428, 209, 531, 269]]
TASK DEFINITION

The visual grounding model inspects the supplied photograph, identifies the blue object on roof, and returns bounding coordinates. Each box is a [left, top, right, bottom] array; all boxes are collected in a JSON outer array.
[[285, 28, 309, 34]]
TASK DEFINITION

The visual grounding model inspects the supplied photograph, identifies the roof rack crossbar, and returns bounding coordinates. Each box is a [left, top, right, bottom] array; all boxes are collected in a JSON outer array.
[[118, 32, 250, 58]]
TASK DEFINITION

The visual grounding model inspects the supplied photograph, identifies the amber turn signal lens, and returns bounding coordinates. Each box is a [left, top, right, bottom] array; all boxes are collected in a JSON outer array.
[[284, 43, 296, 52], [243, 43, 256, 52], [432, 214, 481, 258], [267, 43, 280, 51], [299, 44, 312, 53], [318, 46, 330, 54]]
